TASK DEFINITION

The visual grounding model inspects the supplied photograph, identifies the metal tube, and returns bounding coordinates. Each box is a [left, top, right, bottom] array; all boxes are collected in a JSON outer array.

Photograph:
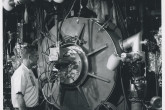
[[120, 31, 142, 52]]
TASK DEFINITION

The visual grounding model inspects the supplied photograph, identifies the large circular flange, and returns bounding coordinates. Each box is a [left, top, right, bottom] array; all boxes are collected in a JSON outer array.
[[39, 17, 122, 110]]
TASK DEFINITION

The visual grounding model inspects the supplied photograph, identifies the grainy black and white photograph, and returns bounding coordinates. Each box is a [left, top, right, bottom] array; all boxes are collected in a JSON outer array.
[[2, 0, 162, 110]]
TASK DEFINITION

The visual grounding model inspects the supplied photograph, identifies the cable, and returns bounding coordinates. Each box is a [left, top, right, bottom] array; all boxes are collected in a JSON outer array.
[[119, 64, 130, 110], [112, 0, 129, 39], [59, 0, 77, 36], [64, 0, 77, 20], [42, 87, 58, 105], [77, 0, 82, 22], [112, 0, 127, 52], [41, 78, 61, 107]]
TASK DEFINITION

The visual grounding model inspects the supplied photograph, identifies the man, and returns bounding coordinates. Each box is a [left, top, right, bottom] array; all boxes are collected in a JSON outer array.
[[11, 45, 39, 110]]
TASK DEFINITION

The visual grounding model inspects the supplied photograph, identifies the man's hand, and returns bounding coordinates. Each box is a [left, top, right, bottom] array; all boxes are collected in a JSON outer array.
[[16, 93, 27, 110]]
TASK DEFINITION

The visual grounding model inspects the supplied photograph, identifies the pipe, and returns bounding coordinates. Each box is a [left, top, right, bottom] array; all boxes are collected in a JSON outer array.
[[120, 31, 142, 52], [107, 31, 143, 70]]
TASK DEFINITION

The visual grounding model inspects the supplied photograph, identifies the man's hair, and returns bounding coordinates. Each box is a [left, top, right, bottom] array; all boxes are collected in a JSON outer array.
[[21, 45, 37, 59]]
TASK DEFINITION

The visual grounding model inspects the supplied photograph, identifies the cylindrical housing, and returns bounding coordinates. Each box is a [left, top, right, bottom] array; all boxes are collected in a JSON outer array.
[[107, 53, 121, 71], [120, 32, 142, 52], [53, 0, 64, 3]]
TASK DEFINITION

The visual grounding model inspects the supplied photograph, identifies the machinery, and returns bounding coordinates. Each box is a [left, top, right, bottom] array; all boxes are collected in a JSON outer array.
[[38, 17, 162, 110], [3, 0, 162, 110], [38, 17, 122, 110]]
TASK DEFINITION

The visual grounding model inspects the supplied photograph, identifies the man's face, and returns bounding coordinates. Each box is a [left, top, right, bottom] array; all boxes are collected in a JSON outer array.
[[29, 51, 39, 66], [12, 60, 21, 70]]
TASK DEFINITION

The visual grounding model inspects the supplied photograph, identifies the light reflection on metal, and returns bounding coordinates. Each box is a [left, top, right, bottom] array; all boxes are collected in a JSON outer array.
[[150, 96, 162, 110], [120, 31, 142, 52]]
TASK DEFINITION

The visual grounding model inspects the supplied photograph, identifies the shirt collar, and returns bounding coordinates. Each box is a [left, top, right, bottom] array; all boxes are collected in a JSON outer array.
[[22, 63, 30, 72]]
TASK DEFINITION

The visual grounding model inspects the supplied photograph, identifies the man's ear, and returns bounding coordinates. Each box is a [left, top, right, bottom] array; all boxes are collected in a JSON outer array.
[[28, 54, 31, 60]]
